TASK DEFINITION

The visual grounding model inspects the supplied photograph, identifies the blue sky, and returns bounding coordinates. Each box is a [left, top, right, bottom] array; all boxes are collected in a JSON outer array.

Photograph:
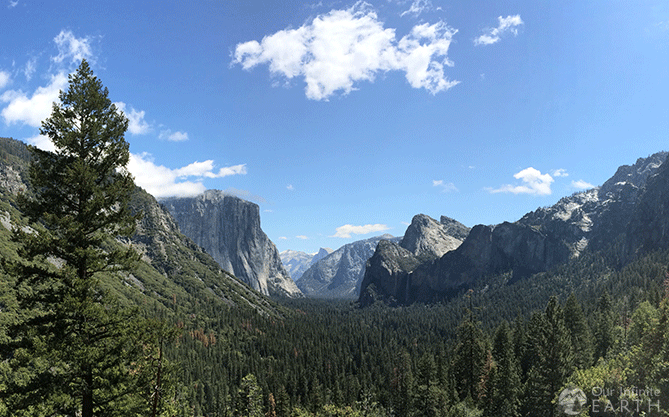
[[1, 0, 669, 254]]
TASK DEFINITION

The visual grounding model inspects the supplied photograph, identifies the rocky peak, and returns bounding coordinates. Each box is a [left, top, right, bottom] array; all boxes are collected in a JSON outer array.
[[161, 191, 302, 298], [401, 214, 469, 260]]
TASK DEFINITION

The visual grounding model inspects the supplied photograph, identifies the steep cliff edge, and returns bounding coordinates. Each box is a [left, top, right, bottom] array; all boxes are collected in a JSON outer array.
[[161, 190, 302, 298]]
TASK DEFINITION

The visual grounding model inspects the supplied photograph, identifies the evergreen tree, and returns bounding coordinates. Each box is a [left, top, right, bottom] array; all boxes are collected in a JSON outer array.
[[563, 293, 594, 369], [452, 310, 489, 404], [522, 297, 573, 417], [236, 374, 264, 417], [485, 321, 520, 417], [593, 291, 616, 361], [0, 60, 145, 416]]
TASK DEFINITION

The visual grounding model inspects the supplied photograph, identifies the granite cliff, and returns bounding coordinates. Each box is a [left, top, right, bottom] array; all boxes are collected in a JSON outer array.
[[161, 190, 302, 298]]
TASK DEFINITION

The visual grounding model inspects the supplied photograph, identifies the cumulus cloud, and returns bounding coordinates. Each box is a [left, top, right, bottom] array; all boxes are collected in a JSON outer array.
[[232, 2, 459, 100], [0, 71, 10, 89], [128, 152, 247, 198], [52, 30, 94, 65], [552, 168, 569, 177], [1, 72, 68, 127], [571, 179, 594, 190], [115, 102, 151, 135], [287, 184, 295, 191], [489, 167, 554, 196], [433, 179, 458, 192], [474, 15, 523, 46], [331, 223, 390, 238], [159, 129, 189, 142]]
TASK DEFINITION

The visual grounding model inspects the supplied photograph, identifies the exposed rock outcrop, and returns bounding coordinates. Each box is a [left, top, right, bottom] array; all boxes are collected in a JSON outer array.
[[162, 190, 302, 298]]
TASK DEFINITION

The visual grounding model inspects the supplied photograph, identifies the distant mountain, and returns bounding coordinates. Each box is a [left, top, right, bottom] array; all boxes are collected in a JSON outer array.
[[359, 151, 669, 307], [280, 247, 333, 281], [162, 191, 302, 298], [298, 234, 401, 299]]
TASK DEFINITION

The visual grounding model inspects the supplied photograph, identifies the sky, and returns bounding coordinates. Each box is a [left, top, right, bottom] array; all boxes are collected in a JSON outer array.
[[1, 0, 669, 254]]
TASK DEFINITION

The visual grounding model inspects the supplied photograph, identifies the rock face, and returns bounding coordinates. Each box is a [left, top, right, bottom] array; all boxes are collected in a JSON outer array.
[[161, 190, 302, 298], [360, 152, 669, 307], [358, 215, 470, 306], [280, 247, 334, 281], [298, 234, 400, 299]]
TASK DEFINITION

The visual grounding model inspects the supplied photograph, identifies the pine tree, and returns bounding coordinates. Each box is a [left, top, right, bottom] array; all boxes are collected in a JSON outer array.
[[452, 310, 489, 405], [486, 321, 520, 417], [0, 60, 145, 416], [521, 297, 573, 417], [563, 293, 594, 369]]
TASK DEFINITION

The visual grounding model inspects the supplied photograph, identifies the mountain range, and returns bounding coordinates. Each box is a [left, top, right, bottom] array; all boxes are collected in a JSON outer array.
[[359, 151, 669, 306], [280, 247, 333, 281]]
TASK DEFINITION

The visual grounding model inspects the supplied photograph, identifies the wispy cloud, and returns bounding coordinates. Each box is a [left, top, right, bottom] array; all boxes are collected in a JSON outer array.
[[0, 71, 10, 89], [433, 179, 458, 192], [296, 235, 309, 240], [8, 0, 18, 9], [400, 0, 436, 17], [488, 167, 554, 196], [128, 153, 247, 198], [232, 2, 459, 100], [552, 168, 568, 177], [115, 102, 151, 135], [159, 129, 189, 142], [331, 223, 390, 238], [52, 30, 94, 65], [474, 15, 523, 46], [571, 179, 594, 190]]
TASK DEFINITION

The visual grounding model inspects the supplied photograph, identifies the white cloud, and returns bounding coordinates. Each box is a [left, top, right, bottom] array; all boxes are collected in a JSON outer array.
[[489, 167, 554, 196], [0, 71, 10, 89], [25, 134, 55, 152], [571, 179, 594, 190], [115, 102, 151, 135], [52, 30, 93, 65], [24, 57, 37, 81], [128, 153, 247, 198], [331, 223, 390, 238], [552, 168, 569, 177], [232, 2, 459, 100], [8, 0, 18, 8], [400, 0, 434, 17], [474, 15, 524, 46], [287, 184, 295, 191], [1, 72, 68, 127], [433, 179, 458, 192], [159, 129, 189, 142], [296, 235, 309, 240], [278, 236, 288, 240]]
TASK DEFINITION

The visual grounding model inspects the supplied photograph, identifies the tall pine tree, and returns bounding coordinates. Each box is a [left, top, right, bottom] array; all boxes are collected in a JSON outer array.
[[0, 60, 146, 416]]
